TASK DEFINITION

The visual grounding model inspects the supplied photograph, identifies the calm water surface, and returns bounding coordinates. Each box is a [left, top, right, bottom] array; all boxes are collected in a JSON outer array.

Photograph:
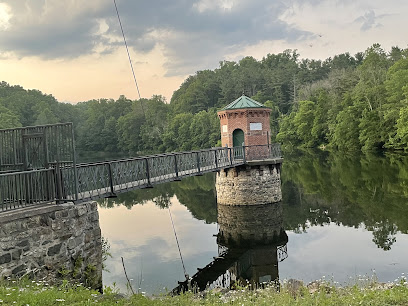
[[96, 150, 408, 295]]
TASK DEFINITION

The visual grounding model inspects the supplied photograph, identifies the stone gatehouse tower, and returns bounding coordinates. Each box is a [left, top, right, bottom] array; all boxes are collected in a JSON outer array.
[[215, 95, 282, 206], [217, 95, 271, 148]]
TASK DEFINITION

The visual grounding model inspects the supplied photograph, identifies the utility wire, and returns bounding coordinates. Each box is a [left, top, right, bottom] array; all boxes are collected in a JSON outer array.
[[113, 0, 145, 116], [168, 206, 188, 280], [121, 257, 135, 295]]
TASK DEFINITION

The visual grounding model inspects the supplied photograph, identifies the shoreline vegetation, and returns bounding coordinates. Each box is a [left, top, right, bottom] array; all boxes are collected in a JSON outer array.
[[2, 44, 408, 156], [1, 275, 408, 305]]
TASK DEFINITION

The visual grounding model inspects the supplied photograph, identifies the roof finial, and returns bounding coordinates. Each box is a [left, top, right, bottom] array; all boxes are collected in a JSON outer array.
[[242, 90, 245, 96]]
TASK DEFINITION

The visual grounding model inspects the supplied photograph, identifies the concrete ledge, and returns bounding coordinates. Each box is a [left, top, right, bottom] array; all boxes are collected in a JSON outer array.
[[246, 157, 283, 166], [0, 202, 75, 223]]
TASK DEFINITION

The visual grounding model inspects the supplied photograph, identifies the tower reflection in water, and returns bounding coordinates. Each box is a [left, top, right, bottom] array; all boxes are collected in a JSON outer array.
[[174, 201, 288, 293]]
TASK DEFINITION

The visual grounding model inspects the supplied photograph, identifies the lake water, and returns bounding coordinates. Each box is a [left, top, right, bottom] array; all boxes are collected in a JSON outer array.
[[96, 150, 408, 295]]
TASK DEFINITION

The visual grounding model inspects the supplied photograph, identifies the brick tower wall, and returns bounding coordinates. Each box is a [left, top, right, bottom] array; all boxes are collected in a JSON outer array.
[[218, 108, 271, 148]]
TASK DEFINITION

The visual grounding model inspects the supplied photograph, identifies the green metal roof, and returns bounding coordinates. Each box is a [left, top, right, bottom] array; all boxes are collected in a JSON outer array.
[[222, 95, 266, 110]]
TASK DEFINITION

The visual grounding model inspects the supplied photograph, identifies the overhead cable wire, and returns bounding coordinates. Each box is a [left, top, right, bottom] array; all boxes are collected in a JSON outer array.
[[113, 0, 145, 116], [168, 206, 188, 280]]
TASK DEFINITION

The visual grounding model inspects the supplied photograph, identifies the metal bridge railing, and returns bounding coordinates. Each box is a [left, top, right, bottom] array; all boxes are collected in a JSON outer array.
[[0, 123, 75, 172], [277, 244, 288, 262], [0, 168, 57, 211], [0, 144, 281, 210], [244, 143, 282, 162]]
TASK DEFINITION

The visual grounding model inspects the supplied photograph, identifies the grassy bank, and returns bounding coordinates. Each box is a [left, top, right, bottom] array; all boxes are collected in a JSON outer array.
[[1, 278, 408, 305]]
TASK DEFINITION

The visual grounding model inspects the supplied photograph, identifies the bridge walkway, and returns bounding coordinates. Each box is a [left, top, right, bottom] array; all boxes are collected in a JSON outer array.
[[0, 144, 281, 211]]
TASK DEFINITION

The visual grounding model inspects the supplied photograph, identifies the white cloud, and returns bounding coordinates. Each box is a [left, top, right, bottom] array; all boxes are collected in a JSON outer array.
[[0, 3, 11, 30], [193, 0, 234, 13], [1, 0, 408, 103], [276, 0, 408, 60]]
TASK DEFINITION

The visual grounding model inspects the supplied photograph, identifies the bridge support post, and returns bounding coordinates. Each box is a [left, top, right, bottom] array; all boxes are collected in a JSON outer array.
[[54, 161, 64, 203], [106, 163, 117, 198], [144, 158, 153, 188], [174, 154, 181, 181], [196, 152, 202, 176], [214, 150, 218, 169]]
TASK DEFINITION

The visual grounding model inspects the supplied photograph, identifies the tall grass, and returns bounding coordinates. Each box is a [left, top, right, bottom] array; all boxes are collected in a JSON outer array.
[[0, 276, 407, 305]]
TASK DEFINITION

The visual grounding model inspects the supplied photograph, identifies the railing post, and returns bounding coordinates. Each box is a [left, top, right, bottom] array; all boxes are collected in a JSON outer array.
[[196, 152, 202, 174], [71, 123, 79, 202], [144, 158, 152, 187], [55, 161, 63, 204], [229, 148, 233, 166], [214, 149, 218, 169], [242, 146, 246, 163], [174, 154, 181, 181], [107, 163, 116, 197]]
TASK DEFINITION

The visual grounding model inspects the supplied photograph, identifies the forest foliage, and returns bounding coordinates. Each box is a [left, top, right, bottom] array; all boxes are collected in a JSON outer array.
[[1, 43, 408, 154]]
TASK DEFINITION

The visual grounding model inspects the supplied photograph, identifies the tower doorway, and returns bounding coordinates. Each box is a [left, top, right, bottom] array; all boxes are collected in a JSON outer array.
[[232, 129, 245, 147]]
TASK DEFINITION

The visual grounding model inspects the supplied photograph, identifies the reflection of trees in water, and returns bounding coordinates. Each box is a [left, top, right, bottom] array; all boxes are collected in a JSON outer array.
[[282, 149, 408, 250], [368, 221, 398, 251], [98, 173, 217, 223], [97, 150, 408, 250]]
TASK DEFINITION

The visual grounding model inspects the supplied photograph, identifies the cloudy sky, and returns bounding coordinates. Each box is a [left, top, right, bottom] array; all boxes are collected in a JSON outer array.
[[0, 0, 407, 103]]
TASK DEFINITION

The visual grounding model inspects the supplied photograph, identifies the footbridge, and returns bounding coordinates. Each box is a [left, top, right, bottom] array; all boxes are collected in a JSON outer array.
[[0, 123, 282, 212]]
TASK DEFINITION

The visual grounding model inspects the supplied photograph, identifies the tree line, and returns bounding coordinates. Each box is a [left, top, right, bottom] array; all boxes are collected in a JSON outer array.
[[277, 44, 408, 152], [1, 43, 407, 153]]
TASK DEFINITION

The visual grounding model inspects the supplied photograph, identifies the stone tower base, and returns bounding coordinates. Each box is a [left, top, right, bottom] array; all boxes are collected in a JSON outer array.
[[215, 163, 282, 206], [217, 202, 287, 247]]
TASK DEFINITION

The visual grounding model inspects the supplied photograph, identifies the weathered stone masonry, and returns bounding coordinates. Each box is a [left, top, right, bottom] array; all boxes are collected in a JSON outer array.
[[216, 163, 282, 206], [217, 202, 286, 247], [0, 202, 102, 288]]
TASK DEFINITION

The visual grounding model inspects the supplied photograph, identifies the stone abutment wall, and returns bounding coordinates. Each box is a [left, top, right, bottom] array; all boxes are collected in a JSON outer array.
[[0, 202, 102, 289]]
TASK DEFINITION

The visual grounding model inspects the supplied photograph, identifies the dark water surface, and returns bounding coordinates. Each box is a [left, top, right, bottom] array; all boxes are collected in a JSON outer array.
[[97, 150, 408, 295]]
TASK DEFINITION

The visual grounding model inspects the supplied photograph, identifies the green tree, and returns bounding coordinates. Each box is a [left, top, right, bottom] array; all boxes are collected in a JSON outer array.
[[261, 50, 300, 113], [77, 96, 132, 152], [189, 109, 220, 149], [171, 70, 221, 114], [331, 106, 362, 151], [393, 106, 408, 150], [139, 95, 169, 153], [263, 100, 281, 141], [117, 101, 146, 154], [382, 57, 408, 148], [162, 113, 194, 151], [293, 100, 316, 147], [0, 105, 22, 129], [358, 109, 383, 151], [276, 112, 298, 148], [34, 103, 58, 125]]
